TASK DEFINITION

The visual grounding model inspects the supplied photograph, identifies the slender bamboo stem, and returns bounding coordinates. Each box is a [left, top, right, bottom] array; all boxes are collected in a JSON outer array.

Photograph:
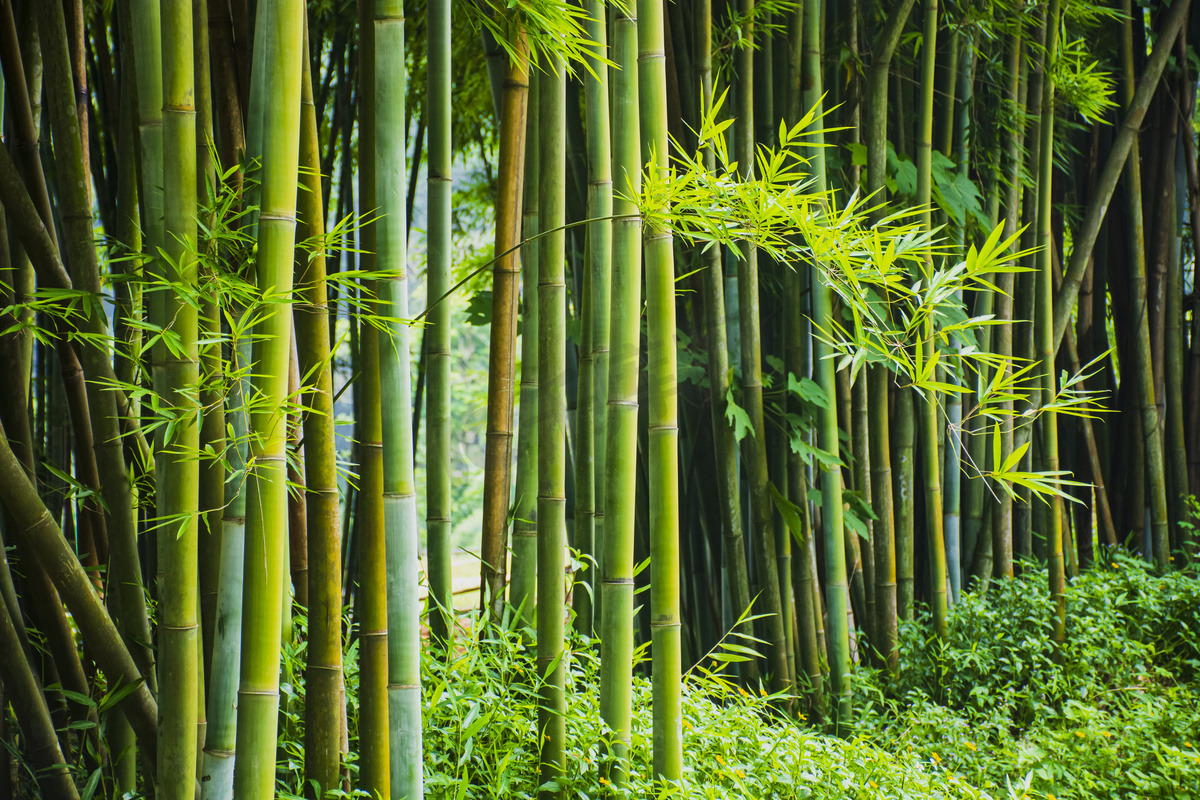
[[297, 15, 345, 791], [538, 51, 568, 800], [802, 0, 851, 727], [373, 0, 423, 794], [231, 1, 304, 796], [426, 0, 454, 646], [511, 64, 540, 625], [600, 1, 641, 781], [480, 33, 530, 618]]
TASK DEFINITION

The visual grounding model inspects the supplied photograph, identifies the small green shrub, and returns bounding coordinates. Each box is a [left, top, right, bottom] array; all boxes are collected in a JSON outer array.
[[851, 555, 1200, 799]]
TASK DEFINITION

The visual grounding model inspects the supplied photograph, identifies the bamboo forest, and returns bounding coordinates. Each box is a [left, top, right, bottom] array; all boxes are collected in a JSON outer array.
[[4, 0, 1200, 796]]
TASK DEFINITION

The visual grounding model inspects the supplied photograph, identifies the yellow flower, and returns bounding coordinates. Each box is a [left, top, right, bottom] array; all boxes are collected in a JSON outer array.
[[599, 777, 609, 787], [738, 687, 749, 699], [964, 741, 976, 752], [1074, 731, 1086, 738], [869, 781, 878, 789], [931, 752, 941, 764], [1047, 794, 1057, 800], [715, 755, 726, 766], [683, 719, 692, 730]]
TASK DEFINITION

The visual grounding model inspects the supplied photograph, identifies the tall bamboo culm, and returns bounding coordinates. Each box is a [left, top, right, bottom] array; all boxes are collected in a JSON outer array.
[[640, 0, 683, 778], [297, 15, 345, 791], [1037, 0, 1067, 642], [511, 63, 540, 623], [599, 0, 640, 782], [575, 0, 612, 635], [538, 52, 568, 800], [374, 0, 424, 794], [158, 0, 201, 794], [801, 0, 850, 727], [232, 0, 304, 796], [480, 32, 530, 618], [916, 0, 950, 640], [426, 0, 454, 646]]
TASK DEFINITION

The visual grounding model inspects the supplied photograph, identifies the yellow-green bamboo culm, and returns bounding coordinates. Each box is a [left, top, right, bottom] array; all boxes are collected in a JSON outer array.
[[574, 0, 612, 636], [599, 0, 640, 782], [641, 0, 683, 779], [734, 0, 789, 695], [158, 0, 201, 794], [916, 0, 950, 640], [232, 0, 304, 796], [374, 0, 424, 794], [802, 0, 851, 727], [355, 1, 390, 793], [1038, 0, 1067, 641], [297, 15, 346, 791], [426, 0, 454, 647], [538, 51, 568, 800], [510, 63, 539, 625]]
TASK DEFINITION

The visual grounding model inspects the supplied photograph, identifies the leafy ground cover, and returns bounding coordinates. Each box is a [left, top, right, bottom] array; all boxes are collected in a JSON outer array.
[[274, 556, 1199, 800], [851, 555, 1200, 799]]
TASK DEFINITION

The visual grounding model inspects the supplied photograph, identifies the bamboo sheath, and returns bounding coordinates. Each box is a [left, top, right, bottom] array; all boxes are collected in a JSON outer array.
[[232, 1, 304, 797], [373, 1, 424, 795], [599, 1, 640, 782]]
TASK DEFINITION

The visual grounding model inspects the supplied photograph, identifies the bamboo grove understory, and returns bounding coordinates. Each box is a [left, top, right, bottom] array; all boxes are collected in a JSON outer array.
[[0, 0, 1197, 796]]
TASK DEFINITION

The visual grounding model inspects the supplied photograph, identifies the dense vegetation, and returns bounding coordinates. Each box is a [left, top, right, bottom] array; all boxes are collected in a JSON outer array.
[[0, 0, 1198, 797]]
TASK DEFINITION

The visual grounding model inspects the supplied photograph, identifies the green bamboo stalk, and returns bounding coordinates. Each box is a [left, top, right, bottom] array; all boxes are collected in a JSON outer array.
[[640, 0, 683, 776], [600, 0, 640, 781], [158, 0, 201, 794], [734, 0, 789, 695], [860, 0, 911, 656], [232, 0, 304, 796], [1118, 0, 1171, 570], [1037, 0, 1066, 640], [0, 597, 79, 800], [538, 51, 568, 800], [356, 1, 390, 793], [296, 16, 345, 792], [575, 0, 612, 636], [785, 268, 826, 717], [802, 0, 850, 727], [698, 0, 756, 687], [917, 0, 949, 639], [426, 0, 454, 647], [373, 0, 423, 794], [0, 418, 159, 766], [511, 63, 540, 625], [1165, 137, 1188, 548], [991, 27, 1024, 582], [199, 335, 250, 800], [480, 33, 530, 618]]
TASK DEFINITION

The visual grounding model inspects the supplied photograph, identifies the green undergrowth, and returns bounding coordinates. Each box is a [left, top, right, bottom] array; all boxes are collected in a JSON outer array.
[[850, 554, 1200, 799]]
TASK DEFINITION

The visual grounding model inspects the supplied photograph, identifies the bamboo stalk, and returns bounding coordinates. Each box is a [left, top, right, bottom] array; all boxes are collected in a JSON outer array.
[[538, 51, 568, 800], [600, 0, 641, 781], [426, 0, 454, 646], [355, 1, 390, 793], [373, 0, 424, 794], [641, 0, 683, 776], [297, 15, 345, 791], [480, 32, 530, 619], [232, 1, 304, 796], [511, 63, 540, 625]]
